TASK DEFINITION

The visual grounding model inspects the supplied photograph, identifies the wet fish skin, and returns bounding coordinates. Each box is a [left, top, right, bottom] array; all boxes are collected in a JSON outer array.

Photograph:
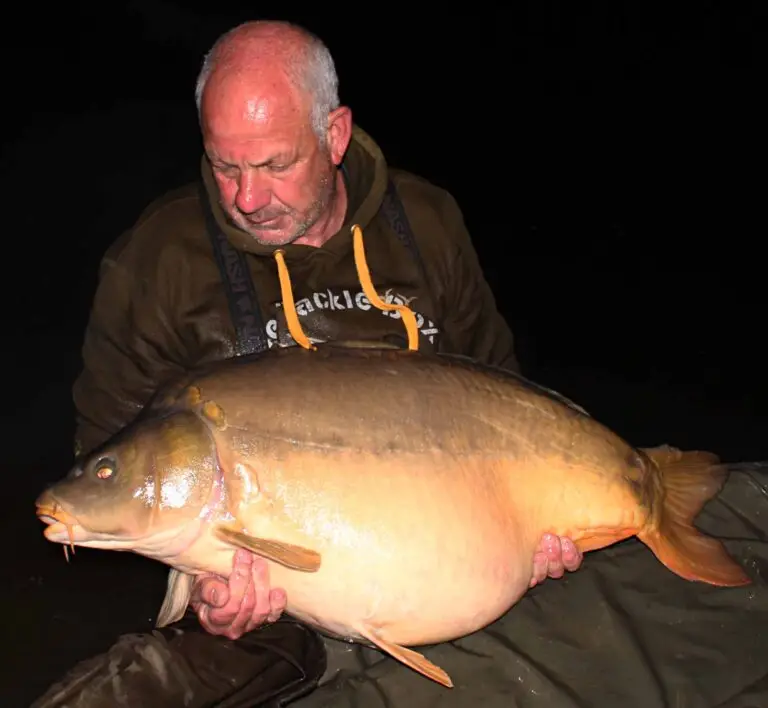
[[36, 346, 751, 688]]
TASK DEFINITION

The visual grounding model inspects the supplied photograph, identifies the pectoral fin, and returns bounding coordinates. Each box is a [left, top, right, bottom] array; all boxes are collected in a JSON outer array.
[[357, 624, 453, 688], [214, 525, 321, 572], [156, 568, 195, 628]]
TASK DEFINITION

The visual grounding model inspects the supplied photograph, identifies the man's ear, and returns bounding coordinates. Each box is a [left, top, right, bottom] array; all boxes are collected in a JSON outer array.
[[326, 106, 353, 165]]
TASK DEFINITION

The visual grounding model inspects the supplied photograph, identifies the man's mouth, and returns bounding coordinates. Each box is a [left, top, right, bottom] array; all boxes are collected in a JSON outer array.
[[249, 214, 280, 223], [247, 218, 284, 231]]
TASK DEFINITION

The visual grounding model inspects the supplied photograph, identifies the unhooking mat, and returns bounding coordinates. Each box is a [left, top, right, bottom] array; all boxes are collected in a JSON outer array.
[[293, 465, 768, 708]]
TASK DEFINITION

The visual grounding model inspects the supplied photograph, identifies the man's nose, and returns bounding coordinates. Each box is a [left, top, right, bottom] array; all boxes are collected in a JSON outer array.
[[235, 170, 271, 214]]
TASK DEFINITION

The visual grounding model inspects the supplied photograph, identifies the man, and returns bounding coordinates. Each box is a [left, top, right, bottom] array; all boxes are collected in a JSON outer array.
[[61, 19, 582, 703]]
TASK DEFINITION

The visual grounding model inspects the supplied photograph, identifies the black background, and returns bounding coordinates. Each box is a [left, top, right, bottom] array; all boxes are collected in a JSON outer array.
[[1, 3, 767, 705]]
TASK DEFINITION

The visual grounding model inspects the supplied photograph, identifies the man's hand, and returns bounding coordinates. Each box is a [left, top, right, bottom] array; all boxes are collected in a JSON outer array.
[[190, 549, 287, 640], [530, 533, 583, 588]]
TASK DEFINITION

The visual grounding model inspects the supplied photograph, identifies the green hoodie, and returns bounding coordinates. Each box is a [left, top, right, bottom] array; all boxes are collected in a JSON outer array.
[[72, 126, 519, 456]]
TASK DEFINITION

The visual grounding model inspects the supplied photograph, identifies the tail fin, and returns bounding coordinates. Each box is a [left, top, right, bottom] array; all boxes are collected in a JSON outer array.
[[637, 445, 751, 587]]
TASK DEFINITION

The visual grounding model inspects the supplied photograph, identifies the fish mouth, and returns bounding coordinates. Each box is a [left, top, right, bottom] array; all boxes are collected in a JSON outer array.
[[36, 501, 84, 548]]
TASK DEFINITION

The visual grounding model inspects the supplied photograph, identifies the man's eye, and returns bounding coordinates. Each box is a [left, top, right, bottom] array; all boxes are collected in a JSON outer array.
[[214, 164, 237, 176], [269, 163, 291, 173]]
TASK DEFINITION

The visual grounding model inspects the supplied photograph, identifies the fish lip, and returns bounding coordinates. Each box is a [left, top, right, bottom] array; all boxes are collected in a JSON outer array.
[[42, 522, 75, 543], [36, 502, 83, 542], [36, 502, 78, 527]]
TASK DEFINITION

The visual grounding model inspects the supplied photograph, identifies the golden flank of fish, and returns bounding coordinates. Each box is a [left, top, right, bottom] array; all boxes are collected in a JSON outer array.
[[36, 345, 751, 688]]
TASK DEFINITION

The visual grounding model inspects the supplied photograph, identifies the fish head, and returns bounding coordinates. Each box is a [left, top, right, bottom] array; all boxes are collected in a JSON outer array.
[[36, 410, 220, 554]]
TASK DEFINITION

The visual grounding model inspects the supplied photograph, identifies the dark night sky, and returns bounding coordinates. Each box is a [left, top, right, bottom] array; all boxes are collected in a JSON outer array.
[[1, 2, 766, 458]]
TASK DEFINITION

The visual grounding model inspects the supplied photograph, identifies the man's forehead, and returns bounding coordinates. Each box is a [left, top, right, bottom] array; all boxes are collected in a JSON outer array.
[[243, 97, 271, 125], [203, 107, 309, 157], [205, 82, 309, 134], [205, 95, 294, 131], [204, 65, 305, 116]]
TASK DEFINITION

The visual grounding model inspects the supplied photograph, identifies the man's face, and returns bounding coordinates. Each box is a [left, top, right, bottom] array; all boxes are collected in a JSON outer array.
[[201, 74, 343, 247]]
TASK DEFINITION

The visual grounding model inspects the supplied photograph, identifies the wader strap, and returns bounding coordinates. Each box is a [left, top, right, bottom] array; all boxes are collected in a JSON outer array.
[[380, 177, 440, 337], [199, 183, 269, 356], [380, 177, 431, 291]]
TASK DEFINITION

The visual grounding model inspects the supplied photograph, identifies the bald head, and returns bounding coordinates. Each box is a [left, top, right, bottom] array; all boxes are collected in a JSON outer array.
[[195, 21, 340, 139]]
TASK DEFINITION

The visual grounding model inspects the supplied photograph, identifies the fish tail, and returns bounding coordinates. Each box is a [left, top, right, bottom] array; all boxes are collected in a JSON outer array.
[[636, 445, 751, 587]]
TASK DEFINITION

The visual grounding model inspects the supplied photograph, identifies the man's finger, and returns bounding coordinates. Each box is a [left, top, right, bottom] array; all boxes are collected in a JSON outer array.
[[252, 558, 272, 616], [233, 548, 255, 568], [561, 537, 583, 571], [225, 567, 258, 639], [241, 558, 275, 634], [201, 552, 253, 629], [537, 533, 564, 579], [197, 576, 229, 608], [196, 590, 231, 636], [267, 588, 288, 623], [530, 551, 549, 588]]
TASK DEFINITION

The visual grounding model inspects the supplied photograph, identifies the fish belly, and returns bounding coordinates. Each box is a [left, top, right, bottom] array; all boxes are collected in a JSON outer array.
[[239, 451, 538, 647]]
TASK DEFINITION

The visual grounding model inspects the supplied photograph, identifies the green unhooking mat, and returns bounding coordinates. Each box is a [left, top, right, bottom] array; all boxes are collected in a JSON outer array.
[[294, 465, 768, 708], [30, 467, 768, 708]]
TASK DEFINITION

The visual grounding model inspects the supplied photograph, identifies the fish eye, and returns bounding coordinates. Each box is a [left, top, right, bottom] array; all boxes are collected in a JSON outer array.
[[94, 457, 117, 480]]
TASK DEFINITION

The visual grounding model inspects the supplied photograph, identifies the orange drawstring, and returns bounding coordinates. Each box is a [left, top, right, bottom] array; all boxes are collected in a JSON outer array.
[[272, 224, 420, 352]]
